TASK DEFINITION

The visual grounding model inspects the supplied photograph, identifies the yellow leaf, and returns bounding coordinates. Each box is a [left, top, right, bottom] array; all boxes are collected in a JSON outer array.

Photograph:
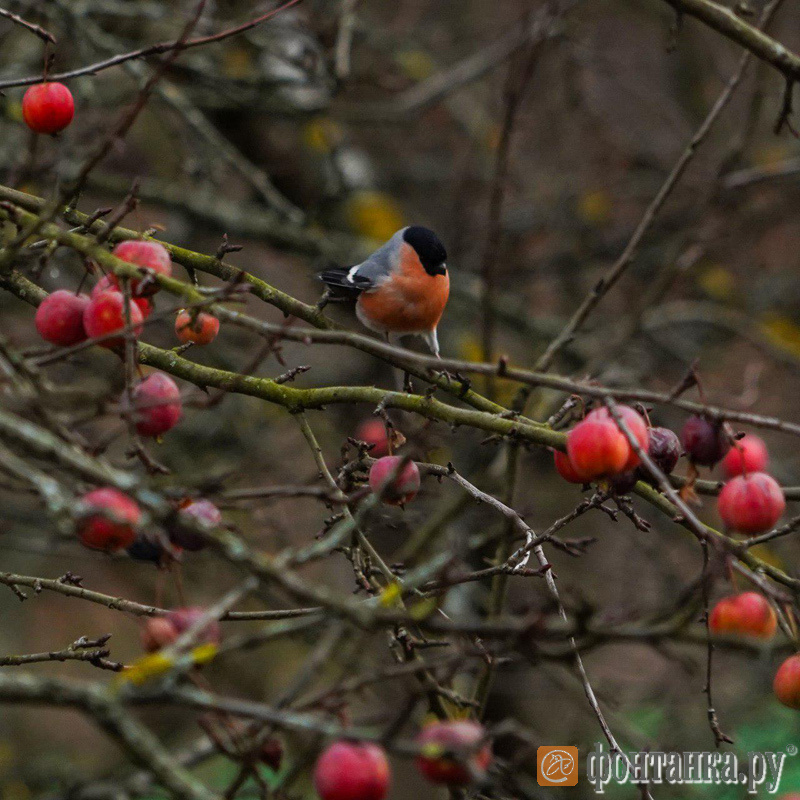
[[761, 314, 800, 358], [748, 544, 784, 570], [396, 50, 435, 81], [697, 264, 735, 302], [379, 581, 402, 607], [409, 598, 438, 620], [191, 642, 219, 666], [346, 191, 405, 241], [577, 190, 612, 226], [116, 652, 174, 687], [303, 117, 344, 154]]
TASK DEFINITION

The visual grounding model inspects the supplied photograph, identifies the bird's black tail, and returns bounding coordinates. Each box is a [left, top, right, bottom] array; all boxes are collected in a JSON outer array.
[[318, 265, 362, 298]]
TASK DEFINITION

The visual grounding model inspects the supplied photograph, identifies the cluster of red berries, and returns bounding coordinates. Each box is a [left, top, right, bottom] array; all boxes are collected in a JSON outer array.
[[554, 407, 787, 536], [314, 720, 491, 800], [76, 487, 222, 559], [708, 592, 800, 711]]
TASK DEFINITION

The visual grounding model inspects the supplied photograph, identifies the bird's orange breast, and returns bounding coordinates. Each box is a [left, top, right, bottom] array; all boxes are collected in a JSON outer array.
[[357, 243, 449, 333]]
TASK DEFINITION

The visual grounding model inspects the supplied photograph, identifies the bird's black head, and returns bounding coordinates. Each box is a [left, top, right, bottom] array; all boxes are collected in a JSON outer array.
[[403, 226, 447, 276]]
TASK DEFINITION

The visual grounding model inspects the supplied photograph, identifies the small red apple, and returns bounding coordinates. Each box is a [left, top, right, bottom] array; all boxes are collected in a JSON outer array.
[[92, 275, 152, 318], [112, 240, 172, 295], [553, 449, 585, 484], [22, 82, 74, 134], [313, 741, 390, 800], [774, 654, 800, 709], [416, 720, 491, 786], [721, 434, 769, 478], [35, 290, 89, 346], [709, 593, 777, 640], [83, 290, 143, 348], [717, 472, 785, 534], [132, 372, 182, 437], [140, 606, 221, 652], [77, 488, 140, 552], [368, 456, 420, 505], [356, 418, 390, 457], [175, 310, 220, 345]]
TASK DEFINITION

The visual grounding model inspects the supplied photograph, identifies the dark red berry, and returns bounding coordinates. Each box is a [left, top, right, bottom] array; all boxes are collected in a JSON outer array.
[[645, 426, 681, 475], [681, 415, 730, 467], [35, 290, 89, 346], [22, 82, 74, 134]]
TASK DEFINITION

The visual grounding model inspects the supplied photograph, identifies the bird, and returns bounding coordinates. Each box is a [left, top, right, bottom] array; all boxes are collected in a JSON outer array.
[[319, 226, 449, 357]]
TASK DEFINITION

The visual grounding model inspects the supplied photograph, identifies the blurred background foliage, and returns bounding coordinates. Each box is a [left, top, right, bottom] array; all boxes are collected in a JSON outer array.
[[2, 0, 800, 797]]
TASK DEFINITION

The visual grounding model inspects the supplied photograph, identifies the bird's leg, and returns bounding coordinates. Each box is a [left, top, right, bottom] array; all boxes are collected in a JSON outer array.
[[424, 328, 453, 386], [386, 332, 413, 393]]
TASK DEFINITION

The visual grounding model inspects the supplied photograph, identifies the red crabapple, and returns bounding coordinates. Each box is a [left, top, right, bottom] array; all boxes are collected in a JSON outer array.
[[313, 741, 390, 800], [717, 472, 785, 534], [586, 406, 649, 471], [92, 275, 152, 318], [774, 654, 800, 709], [721, 434, 769, 478], [356, 418, 390, 457], [709, 593, 777, 640], [83, 290, 143, 348], [369, 456, 420, 505], [35, 290, 89, 346], [171, 498, 222, 551], [565, 407, 647, 480], [112, 240, 172, 295], [553, 450, 585, 484], [140, 606, 221, 653], [132, 372, 182, 437], [22, 82, 74, 134], [416, 720, 492, 786], [175, 310, 220, 345], [681, 415, 730, 467], [77, 488, 140, 552]]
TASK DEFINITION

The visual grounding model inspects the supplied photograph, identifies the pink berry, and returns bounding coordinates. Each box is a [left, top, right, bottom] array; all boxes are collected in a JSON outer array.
[[140, 606, 221, 653], [717, 472, 785, 534], [369, 456, 420, 505], [132, 372, 182, 437], [22, 82, 74, 134], [171, 498, 222, 551], [721, 434, 769, 478], [83, 291, 144, 348], [416, 721, 492, 786], [175, 310, 220, 345], [35, 290, 89, 346], [709, 593, 777, 640], [314, 741, 390, 800], [77, 488, 140, 552], [112, 240, 172, 295]]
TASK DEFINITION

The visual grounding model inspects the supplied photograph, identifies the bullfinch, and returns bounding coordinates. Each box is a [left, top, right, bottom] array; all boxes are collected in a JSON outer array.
[[319, 226, 449, 357]]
